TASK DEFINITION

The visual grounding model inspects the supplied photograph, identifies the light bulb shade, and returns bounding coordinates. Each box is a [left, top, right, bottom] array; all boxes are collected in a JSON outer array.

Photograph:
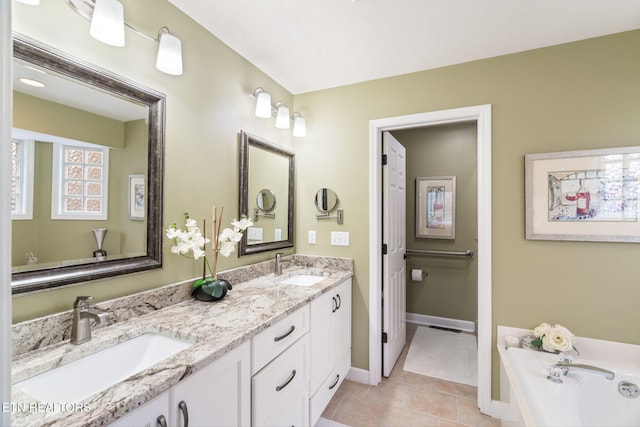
[[156, 31, 183, 75], [89, 0, 125, 47], [255, 92, 272, 118], [293, 116, 306, 137], [275, 105, 290, 129]]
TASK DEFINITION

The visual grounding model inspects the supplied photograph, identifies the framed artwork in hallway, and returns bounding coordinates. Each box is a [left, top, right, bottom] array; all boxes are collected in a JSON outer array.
[[416, 176, 456, 239]]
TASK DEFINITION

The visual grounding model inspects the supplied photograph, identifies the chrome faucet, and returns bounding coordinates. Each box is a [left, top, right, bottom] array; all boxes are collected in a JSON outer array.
[[274, 252, 289, 275], [70, 296, 109, 345], [547, 361, 615, 383]]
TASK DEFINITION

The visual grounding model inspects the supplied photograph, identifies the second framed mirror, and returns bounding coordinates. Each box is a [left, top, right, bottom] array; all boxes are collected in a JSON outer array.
[[239, 131, 294, 255]]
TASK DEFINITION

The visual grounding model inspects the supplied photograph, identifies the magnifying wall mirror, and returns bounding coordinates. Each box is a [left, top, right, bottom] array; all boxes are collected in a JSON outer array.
[[239, 131, 294, 255], [11, 35, 165, 293], [314, 188, 344, 225], [256, 189, 276, 212], [314, 188, 339, 213]]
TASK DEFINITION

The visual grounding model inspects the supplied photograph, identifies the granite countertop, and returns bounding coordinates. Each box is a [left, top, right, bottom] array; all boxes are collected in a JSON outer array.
[[10, 262, 353, 427]]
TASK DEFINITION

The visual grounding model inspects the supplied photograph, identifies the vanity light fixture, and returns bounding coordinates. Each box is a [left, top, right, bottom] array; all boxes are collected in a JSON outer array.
[[156, 27, 183, 76], [250, 87, 307, 137], [252, 88, 272, 118], [292, 113, 306, 137], [65, 0, 184, 75], [89, 0, 125, 47], [275, 102, 290, 129]]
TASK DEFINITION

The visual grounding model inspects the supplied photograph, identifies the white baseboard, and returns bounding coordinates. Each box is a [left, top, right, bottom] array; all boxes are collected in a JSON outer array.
[[486, 399, 504, 420], [406, 312, 475, 333], [346, 367, 370, 385]]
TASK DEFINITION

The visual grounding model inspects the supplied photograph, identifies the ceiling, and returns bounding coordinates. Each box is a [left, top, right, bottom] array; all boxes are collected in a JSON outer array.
[[168, 0, 640, 94]]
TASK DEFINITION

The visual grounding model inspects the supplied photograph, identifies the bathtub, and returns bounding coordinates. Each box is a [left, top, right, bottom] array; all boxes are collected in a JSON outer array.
[[498, 326, 640, 427]]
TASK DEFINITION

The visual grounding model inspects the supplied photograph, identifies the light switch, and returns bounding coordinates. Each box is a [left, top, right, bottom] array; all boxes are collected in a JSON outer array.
[[330, 231, 349, 246], [308, 230, 317, 244]]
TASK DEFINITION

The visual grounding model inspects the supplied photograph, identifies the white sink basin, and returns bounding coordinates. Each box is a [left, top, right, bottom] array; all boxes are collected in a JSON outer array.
[[279, 274, 326, 286], [14, 333, 193, 404]]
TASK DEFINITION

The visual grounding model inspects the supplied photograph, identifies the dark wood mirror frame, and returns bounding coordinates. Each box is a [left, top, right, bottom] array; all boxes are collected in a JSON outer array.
[[11, 34, 165, 294], [238, 131, 294, 256]]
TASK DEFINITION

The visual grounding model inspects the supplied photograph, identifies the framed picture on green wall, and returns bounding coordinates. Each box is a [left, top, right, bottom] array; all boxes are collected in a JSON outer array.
[[416, 176, 456, 239], [526, 146, 640, 242], [128, 174, 145, 221]]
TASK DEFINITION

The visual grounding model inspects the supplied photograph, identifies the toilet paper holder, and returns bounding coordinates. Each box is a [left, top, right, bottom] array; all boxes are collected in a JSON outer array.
[[410, 268, 428, 281]]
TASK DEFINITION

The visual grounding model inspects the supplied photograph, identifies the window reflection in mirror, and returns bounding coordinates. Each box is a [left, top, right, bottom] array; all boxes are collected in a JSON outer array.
[[239, 131, 294, 256]]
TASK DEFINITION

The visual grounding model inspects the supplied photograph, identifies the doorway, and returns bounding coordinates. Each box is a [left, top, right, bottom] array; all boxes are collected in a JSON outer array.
[[368, 105, 498, 417]]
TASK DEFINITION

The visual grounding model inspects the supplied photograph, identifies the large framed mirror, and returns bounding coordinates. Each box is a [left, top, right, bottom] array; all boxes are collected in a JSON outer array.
[[11, 35, 165, 293], [239, 131, 294, 255]]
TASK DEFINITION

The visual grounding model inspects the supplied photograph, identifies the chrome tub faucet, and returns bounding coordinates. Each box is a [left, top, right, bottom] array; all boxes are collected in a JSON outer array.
[[547, 361, 615, 383], [70, 296, 109, 345]]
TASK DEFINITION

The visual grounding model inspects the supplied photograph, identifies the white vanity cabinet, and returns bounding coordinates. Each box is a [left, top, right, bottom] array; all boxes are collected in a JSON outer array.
[[251, 305, 310, 427], [309, 278, 352, 426], [109, 340, 250, 427], [109, 390, 170, 427]]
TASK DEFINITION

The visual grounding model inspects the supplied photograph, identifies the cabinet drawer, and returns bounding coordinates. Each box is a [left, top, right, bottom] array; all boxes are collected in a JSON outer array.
[[251, 305, 309, 374], [252, 334, 310, 426], [262, 383, 309, 427], [309, 350, 351, 427]]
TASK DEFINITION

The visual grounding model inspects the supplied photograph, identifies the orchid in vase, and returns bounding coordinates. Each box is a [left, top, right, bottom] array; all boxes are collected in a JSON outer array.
[[166, 206, 252, 300]]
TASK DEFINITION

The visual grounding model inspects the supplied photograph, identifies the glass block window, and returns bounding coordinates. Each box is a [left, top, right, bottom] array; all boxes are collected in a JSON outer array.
[[10, 139, 34, 220], [52, 144, 109, 220]]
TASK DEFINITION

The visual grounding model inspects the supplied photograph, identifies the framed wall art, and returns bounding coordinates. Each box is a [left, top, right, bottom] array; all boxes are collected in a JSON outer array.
[[416, 176, 456, 239], [128, 174, 145, 221], [525, 146, 640, 242]]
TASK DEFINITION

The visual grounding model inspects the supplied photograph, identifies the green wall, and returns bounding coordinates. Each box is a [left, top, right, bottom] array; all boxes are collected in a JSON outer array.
[[293, 29, 640, 388], [393, 124, 478, 323]]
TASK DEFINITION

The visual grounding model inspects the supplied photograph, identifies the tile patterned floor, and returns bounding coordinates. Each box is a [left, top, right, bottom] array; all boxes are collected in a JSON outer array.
[[320, 323, 500, 427]]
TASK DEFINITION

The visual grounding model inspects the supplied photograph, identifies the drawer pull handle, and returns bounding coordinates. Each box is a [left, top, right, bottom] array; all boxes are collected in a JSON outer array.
[[157, 415, 168, 427], [274, 325, 296, 342], [276, 369, 297, 391], [329, 374, 340, 390], [332, 296, 337, 313], [336, 294, 342, 310], [178, 400, 189, 427]]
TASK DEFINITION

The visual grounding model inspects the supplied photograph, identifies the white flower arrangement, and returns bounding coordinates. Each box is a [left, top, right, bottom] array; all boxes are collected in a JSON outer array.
[[166, 217, 210, 260], [166, 207, 252, 288], [532, 322, 575, 353]]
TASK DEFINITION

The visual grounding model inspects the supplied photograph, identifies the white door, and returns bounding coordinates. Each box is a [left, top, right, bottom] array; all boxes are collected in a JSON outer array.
[[382, 131, 407, 377]]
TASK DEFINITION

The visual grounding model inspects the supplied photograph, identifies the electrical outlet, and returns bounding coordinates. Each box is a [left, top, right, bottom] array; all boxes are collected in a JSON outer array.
[[308, 230, 316, 244], [330, 231, 349, 246]]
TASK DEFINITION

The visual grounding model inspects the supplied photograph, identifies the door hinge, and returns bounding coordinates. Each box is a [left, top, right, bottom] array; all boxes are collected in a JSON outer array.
[[382, 332, 388, 344], [382, 154, 388, 165], [382, 244, 388, 255]]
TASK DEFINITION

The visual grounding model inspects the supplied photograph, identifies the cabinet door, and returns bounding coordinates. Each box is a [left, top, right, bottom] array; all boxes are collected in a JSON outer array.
[[172, 340, 250, 427], [333, 279, 352, 360], [109, 390, 170, 427], [310, 278, 352, 393], [309, 288, 335, 392]]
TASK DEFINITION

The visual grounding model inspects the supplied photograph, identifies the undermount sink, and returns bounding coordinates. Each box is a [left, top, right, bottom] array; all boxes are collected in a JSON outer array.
[[279, 274, 326, 286], [14, 333, 193, 405]]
